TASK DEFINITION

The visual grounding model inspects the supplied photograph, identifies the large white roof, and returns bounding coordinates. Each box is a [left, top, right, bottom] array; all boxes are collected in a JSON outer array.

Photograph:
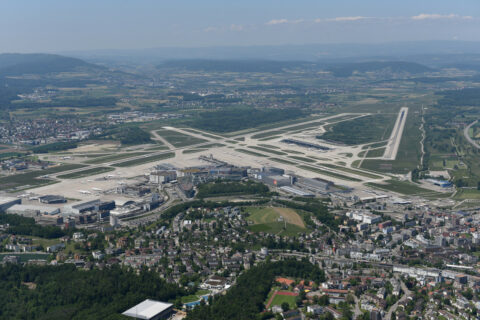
[[122, 299, 173, 320]]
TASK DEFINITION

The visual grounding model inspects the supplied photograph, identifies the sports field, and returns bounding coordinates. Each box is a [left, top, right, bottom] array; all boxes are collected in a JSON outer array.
[[245, 207, 307, 236]]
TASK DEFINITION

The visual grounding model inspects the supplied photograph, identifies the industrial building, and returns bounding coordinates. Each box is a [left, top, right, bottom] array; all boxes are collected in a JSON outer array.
[[6, 204, 60, 217], [279, 186, 315, 197], [0, 196, 21, 212], [38, 195, 66, 204], [149, 170, 177, 184], [295, 177, 333, 194], [122, 299, 174, 320], [64, 199, 102, 215]]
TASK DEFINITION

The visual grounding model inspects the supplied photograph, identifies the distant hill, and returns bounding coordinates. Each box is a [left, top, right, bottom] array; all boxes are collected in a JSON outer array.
[[158, 59, 315, 73], [326, 61, 433, 77], [0, 53, 102, 76]]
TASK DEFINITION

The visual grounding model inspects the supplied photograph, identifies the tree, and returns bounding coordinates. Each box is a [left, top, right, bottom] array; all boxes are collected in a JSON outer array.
[[281, 302, 290, 312]]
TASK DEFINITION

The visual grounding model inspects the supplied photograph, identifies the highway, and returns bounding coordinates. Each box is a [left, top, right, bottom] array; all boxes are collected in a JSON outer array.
[[464, 120, 480, 149]]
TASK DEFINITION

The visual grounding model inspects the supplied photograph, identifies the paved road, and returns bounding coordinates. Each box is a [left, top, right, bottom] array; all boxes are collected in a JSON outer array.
[[385, 277, 411, 320], [464, 120, 480, 149]]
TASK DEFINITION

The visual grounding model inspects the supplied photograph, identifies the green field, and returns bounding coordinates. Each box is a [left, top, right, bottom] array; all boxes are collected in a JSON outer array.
[[269, 158, 297, 165], [58, 167, 114, 179], [245, 207, 307, 236], [181, 290, 210, 304], [113, 152, 175, 167], [321, 163, 383, 179], [321, 113, 396, 145], [249, 146, 287, 155], [270, 293, 297, 309], [155, 129, 207, 147], [0, 164, 86, 191], [84, 152, 149, 164], [366, 148, 386, 158], [287, 156, 316, 163], [367, 180, 447, 197], [298, 165, 362, 182], [453, 189, 480, 200], [235, 149, 268, 157]]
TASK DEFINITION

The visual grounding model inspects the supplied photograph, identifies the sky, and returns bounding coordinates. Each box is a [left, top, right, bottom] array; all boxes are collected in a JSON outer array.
[[1, 0, 480, 52]]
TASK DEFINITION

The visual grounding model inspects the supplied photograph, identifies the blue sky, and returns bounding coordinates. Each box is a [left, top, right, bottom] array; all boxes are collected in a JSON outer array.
[[1, 0, 479, 52]]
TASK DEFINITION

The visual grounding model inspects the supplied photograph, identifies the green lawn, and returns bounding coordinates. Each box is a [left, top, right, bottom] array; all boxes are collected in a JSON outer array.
[[58, 167, 114, 179], [155, 129, 207, 147], [270, 293, 297, 309], [366, 148, 386, 158], [235, 149, 268, 157], [269, 158, 297, 165], [84, 152, 149, 164], [113, 152, 175, 167], [249, 146, 287, 155], [245, 207, 306, 236], [180, 290, 210, 303], [298, 165, 362, 182], [287, 156, 316, 163], [0, 163, 86, 191], [367, 180, 446, 197], [454, 189, 480, 200], [321, 163, 383, 179]]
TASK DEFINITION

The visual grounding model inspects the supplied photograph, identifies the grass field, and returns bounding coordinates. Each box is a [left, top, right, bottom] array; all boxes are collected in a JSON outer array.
[[298, 165, 362, 182], [321, 113, 396, 145], [367, 179, 446, 197], [321, 163, 383, 179], [155, 129, 207, 147], [287, 156, 316, 163], [180, 290, 210, 304], [84, 152, 149, 164], [0, 163, 86, 191], [113, 152, 175, 167], [269, 158, 297, 165], [249, 146, 287, 155], [270, 293, 297, 310], [361, 108, 422, 174], [57, 167, 114, 179], [235, 149, 268, 157], [453, 189, 480, 200], [245, 207, 306, 236], [366, 148, 386, 158], [251, 130, 287, 139]]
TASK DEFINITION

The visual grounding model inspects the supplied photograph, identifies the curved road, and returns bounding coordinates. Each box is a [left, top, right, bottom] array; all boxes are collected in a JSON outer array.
[[464, 120, 480, 149]]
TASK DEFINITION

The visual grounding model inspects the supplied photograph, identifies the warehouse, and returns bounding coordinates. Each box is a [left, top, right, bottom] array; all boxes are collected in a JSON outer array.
[[279, 186, 315, 197], [0, 196, 21, 212], [38, 195, 66, 204], [7, 204, 60, 217], [122, 299, 174, 320], [64, 199, 101, 215]]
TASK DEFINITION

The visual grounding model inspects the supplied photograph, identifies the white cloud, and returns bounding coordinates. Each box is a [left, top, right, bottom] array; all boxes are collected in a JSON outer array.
[[203, 26, 218, 32], [266, 19, 304, 25], [315, 16, 370, 23], [230, 24, 244, 31], [412, 13, 473, 20]]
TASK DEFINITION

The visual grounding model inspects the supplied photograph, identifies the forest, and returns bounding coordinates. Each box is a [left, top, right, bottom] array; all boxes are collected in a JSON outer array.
[[0, 264, 186, 320], [31, 141, 78, 154], [196, 180, 271, 198], [186, 259, 325, 320], [0, 213, 66, 239]]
